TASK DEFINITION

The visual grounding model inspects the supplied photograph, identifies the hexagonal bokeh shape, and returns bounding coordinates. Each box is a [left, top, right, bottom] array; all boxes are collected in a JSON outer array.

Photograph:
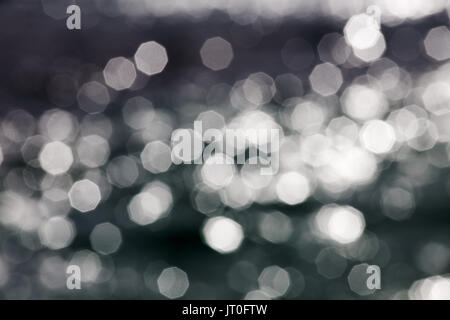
[[200, 37, 234, 71], [103, 57, 136, 91], [39, 141, 74, 175], [90, 222, 122, 255], [424, 26, 450, 61], [134, 41, 168, 76], [157, 267, 189, 299], [68, 179, 101, 213], [309, 62, 343, 96]]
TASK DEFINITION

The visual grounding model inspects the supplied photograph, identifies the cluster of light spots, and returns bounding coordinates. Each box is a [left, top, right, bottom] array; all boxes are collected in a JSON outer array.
[[202, 216, 244, 254], [157, 266, 189, 299], [39, 141, 73, 175], [258, 211, 294, 243], [341, 85, 388, 121], [134, 41, 168, 76], [122, 96, 155, 130], [127, 181, 173, 225], [76, 135, 110, 168], [424, 26, 450, 61], [347, 263, 377, 296], [103, 57, 137, 90], [409, 276, 450, 300], [309, 63, 343, 96], [315, 204, 365, 244], [200, 37, 234, 71], [344, 11, 386, 61], [258, 265, 290, 298], [344, 12, 381, 50], [276, 171, 311, 205], [360, 120, 396, 154], [77, 81, 110, 114], [38, 216, 75, 250], [201, 153, 236, 190], [140, 141, 172, 173], [68, 179, 101, 212], [90, 222, 122, 255]]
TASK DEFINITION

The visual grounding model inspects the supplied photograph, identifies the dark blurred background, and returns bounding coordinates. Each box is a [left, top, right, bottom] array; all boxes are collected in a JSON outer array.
[[0, 0, 450, 300]]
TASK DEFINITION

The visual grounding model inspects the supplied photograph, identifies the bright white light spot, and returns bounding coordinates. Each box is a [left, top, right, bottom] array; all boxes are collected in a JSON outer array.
[[134, 41, 168, 76], [315, 204, 365, 244], [352, 35, 386, 62], [409, 276, 450, 300], [39, 141, 73, 175], [341, 85, 388, 121], [344, 13, 382, 50], [68, 179, 101, 212], [360, 120, 396, 154], [202, 216, 244, 254], [276, 171, 311, 205]]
